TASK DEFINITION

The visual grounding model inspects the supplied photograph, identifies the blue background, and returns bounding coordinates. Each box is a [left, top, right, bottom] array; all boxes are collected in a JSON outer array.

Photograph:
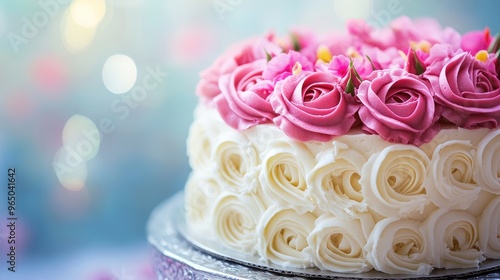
[[0, 0, 499, 279]]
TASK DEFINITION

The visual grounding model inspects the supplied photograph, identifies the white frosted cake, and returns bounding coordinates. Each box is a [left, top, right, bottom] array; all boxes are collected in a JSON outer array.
[[185, 16, 500, 275]]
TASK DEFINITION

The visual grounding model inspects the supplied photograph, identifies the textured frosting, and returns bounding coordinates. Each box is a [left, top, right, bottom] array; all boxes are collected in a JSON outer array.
[[185, 105, 500, 275], [185, 16, 500, 276], [195, 16, 500, 146]]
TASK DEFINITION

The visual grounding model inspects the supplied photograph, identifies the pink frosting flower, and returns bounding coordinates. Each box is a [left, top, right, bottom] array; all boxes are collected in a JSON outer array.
[[428, 52, 500, 128], [263, 50, 315, 84], [320, 55, 373, 79], [461, 28, 492, 55], [215, 59, 276, 129], [361, 46, 405, 70], [196, 36, 282, 104], [357, 69, 440, 145], [424, 43, 461, 77], [270, 72, 360, 141]]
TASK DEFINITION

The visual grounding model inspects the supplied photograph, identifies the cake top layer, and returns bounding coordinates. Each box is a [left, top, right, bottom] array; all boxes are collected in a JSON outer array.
[[196, 16, 500, 146]]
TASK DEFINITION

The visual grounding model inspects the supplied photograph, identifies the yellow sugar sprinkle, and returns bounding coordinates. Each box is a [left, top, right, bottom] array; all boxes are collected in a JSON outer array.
[[475, 50, 489, 62], [346, 47, 361, 58], [398, 50, 408, 61], [292, 61, 302, 75], [316, 45, 333, 63]]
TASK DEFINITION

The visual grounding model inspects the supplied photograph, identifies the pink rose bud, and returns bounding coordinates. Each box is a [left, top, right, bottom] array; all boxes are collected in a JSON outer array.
[[404, 47, 426, 75]]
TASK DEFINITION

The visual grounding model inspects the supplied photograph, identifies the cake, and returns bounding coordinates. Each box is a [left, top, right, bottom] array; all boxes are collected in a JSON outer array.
[[184, 16, 500, 276]]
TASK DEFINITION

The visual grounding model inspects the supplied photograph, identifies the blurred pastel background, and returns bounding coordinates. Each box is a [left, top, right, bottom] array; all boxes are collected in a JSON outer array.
[[0, 0, 499, 279]]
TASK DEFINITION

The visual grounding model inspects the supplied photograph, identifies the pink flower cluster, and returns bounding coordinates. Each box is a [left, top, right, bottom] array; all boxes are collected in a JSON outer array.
[[196, 16, 500, 146]]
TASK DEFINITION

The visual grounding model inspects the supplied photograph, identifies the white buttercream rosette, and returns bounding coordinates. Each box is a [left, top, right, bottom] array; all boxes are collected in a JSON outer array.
[[212, 192, 265, 253], [365, 217, 433, 275], [425, 140, 480, 210], [307, 213, 375, 273], [360, 144, 431, 217], [185, 174, 222, 234], [422, 208, 484, 269], [187, 107, 228, 171], [478, 196, 500, 258], [307, 141, 367, 219], [211, 131, 259, 194], [259, 139, 316, 213], [475, 129, 500, 194], [257, 207, 316, 268]]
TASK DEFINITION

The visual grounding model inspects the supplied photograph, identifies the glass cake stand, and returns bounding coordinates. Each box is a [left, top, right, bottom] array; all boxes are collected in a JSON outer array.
[[147, 191, 500, 280]]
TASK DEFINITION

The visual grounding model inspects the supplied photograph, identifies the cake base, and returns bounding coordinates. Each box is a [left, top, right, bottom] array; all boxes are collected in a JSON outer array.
[[147, 191, 500, 279]]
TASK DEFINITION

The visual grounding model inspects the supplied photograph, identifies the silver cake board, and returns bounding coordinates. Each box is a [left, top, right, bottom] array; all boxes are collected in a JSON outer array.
[[147, 191, 500, 280]]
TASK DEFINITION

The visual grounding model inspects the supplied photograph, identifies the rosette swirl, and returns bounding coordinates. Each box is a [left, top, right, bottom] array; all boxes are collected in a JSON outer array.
[[478, 196, 500, 258], [428, 52, 500, 129], [259, 139, 316, 213], [185, 174, 221, 234], [425, 140, 480, 210], [215, 59, 276, 130], [212, 131, 259, 194], [307, 213, 375, 273], [307, 141, 367, 219], [257, 207, 316, 268], [475, 130, 500, 194], [365, 217, 432, 275], [212, 193, 265, 253], [360, 145, 431, 217], [357, 69, 440, 146], [187, 120, 216, 172], [422, 209, 484, 269], [270, 71, 360, 142]]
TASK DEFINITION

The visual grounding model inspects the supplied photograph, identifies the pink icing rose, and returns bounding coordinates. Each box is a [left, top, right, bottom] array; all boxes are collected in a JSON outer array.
[[461, 28, 492, 55], [263, 50, 315, 84], [357, 69, 440, 145], [214, 59, 276, 129], [196, 51, 238, 103], [196, 36, 282, 104], [270, 72, 360, 141], [428, 52, 500, 128]]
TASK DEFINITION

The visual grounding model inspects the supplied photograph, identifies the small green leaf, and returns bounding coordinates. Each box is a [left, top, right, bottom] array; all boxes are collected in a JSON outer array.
[[345, 76, 355, 96], [488, 32, 500, 53], [291, 33, 301, 52], [414, 52, 425, 75], [350, 58, 363, 81], [265, 49, 272, 62], [365, 55, 377, 71]]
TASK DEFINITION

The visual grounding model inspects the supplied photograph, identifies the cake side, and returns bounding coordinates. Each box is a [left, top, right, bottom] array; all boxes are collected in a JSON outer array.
[[185, 16, 500, 276], [185, 105, 500, 275]]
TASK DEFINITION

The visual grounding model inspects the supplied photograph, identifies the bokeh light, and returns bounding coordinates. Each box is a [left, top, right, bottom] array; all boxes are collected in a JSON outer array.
[[53, 147, 88, 192], [53, 115, 100, 191], [61, 8, 97, 53], [102, 54, 137, 94], [69, 0, 106, 28], [168, 24, 216, 65], [32, 56, 67, 94], [62, 114, 101, 161]]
